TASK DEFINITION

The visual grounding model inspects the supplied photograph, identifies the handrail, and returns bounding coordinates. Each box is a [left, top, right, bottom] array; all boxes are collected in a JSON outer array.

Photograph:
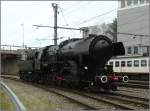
[[0, 81, 26, 111]]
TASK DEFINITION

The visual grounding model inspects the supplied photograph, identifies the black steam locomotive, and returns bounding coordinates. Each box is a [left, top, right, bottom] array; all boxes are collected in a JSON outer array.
[[18, 34, 128, 91]]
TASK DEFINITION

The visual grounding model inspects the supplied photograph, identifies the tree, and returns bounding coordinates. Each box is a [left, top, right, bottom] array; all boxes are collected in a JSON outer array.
[[106, 18, 117, 42], [110, 18, 117, 33]]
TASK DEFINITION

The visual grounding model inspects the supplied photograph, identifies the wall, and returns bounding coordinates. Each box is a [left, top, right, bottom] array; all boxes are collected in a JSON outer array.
[[117, 4, 149, 47], [1, 58, 19, 75]]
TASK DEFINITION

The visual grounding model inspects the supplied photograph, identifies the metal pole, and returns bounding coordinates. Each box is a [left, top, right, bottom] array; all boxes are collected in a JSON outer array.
[[33, 25, 83, 31], [52, 3, 58, 46], [21, 24, 24, 48]]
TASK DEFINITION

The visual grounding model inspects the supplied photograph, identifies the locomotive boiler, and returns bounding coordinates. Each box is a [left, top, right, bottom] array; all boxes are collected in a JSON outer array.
[[18, 34, 128, 91]]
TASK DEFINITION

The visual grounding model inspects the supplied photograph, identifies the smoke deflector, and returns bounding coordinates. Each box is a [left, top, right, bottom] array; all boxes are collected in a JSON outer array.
[[112, 42, 125, 56]]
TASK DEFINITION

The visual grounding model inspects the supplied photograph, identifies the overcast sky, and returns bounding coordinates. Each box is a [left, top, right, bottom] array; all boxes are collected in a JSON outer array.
[[1, 1, 118, 47]]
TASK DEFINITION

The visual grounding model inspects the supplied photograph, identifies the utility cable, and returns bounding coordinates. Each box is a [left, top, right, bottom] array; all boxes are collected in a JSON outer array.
[[77, 8, 117, 26]]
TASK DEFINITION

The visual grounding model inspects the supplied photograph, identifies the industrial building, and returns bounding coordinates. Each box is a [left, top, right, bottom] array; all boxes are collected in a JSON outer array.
[[117, 0, 150, 56]]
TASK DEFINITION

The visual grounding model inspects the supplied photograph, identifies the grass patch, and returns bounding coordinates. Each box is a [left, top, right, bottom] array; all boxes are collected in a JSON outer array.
[[0, 89, 15, 111]]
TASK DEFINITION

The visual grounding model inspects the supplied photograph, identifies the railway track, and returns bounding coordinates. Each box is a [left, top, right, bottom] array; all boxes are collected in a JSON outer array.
[[118, 81, 149, 89], [1, 75, 149, 110], [97, 92, 149, 109], [128, 80, 149, 85], [57, 87, 149, 110], [109, 91, 149, 103], [119, 83, 149, 89], [1, 76, 127, 110], [1, 76, 98, 110]]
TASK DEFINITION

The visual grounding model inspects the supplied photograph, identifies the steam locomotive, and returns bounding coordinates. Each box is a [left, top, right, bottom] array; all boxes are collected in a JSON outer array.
[[18, 34, 128, 91]]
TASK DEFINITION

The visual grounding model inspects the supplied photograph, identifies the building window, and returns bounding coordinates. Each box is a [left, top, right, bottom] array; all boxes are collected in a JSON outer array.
[[121, 0, 126, 8], [134, 46, 138, 54], [141, 60, 147, 67], [133, 0, 139, 5], [115, 61, 120, 67], [127, 0, 132, 6], [142, 46, 149, 56], [140, 0, 146, 4], [121, 61, 126, 67], [127, 61, 132, 67], [134, 60, 139, 67], [127, 47, 132, 54], [109, 61, 113, 67]]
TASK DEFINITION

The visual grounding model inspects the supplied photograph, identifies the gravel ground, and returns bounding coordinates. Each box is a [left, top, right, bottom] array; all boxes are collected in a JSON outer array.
[[1, 77, 149, 111], [49, 87, 119, 110], [1, 78, 86, 111], [117, 87, 149, 99]]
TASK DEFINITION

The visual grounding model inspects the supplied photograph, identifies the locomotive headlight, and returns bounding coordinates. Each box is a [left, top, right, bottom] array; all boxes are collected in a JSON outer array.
[[84, 66, 88, 70]]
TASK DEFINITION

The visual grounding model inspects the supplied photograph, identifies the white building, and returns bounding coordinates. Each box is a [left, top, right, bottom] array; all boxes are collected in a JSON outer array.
[[117, 0, 150, 56]]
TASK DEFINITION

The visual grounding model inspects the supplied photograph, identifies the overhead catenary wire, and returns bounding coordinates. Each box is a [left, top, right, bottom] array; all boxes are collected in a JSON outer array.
[[32, 2, 150, 47], [56, 2, 117, 29], [39, 1, 82, 26], [30, 7, 117, 47], [58, 6, 80, 29], [58, 6, 79, 36], [71, 6, 147, 28], [38, 2, 85, 38], [62, 1, 91, 17], [24, 3, 150, 48], [62, 1, 82, 12], [58, 7, 69, 26], [113, 32, 150, 37], [76, 8, 117, 26], [72, 4, 148, 27], [34, 3, 117, 43], [57, 8, 117, 31], [33, 25, 83, 31]]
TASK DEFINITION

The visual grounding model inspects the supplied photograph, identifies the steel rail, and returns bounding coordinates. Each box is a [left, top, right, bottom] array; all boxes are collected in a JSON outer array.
[[118, 82, 149, 89], [1, 75, 149, 110], [62, 88, 149, 109], [128, 80, 149, 85], [2, 76, 133, 110], [1, 76, 97, 110], [109, 92, 149, 102], [0, 81, 26, 111], [2, 75, 149, 102], [59, 88, 135, 110], [37, 85, 98, 110], [97, 93, 149, 108]]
